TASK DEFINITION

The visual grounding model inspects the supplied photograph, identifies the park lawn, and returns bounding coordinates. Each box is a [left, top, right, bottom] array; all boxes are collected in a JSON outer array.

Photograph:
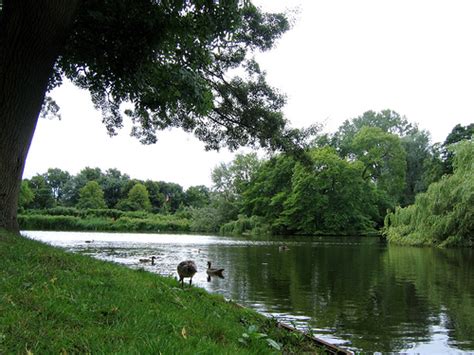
[[0, 229, 322, 354]]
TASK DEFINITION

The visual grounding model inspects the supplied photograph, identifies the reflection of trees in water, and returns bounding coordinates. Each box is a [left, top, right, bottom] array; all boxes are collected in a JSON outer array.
[[204, 239, 474, 353], [385, 246, 474, 351]]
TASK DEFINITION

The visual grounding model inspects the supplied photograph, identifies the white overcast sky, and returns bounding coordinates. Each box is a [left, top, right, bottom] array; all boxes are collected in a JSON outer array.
[[23, 0, 474, 188]]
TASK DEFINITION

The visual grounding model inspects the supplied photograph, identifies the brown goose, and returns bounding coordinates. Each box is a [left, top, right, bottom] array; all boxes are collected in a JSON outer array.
[[206, 261, 224, 278], [139, 256, 156, 265], [177, 260, 197, 287]]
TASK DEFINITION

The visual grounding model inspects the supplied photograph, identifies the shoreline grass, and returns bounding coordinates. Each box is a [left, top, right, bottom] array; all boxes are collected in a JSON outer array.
[[18, 210, 191, 233], [0, 229, 325, 354]]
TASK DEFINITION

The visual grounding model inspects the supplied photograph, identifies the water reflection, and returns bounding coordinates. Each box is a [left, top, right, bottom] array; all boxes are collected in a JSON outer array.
[[23, 231, 474, 353]]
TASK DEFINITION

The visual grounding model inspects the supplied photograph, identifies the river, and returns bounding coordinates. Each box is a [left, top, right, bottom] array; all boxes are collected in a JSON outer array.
[[23, 231, 474, 353]]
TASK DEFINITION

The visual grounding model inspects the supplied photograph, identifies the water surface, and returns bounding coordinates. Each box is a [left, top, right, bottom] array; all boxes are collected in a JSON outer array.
[[24, 231, 474, 353]]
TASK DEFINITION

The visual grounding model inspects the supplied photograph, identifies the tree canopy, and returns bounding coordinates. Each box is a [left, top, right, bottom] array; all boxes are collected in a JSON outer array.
[[384, 139, 474, 247], [352, 127, 406, 204], [0, 1, 304, 232], [280, 147, 376, 235], [116, 183, 152, 212], [77, 181, 106, 210], [54, 1, 295, 150]]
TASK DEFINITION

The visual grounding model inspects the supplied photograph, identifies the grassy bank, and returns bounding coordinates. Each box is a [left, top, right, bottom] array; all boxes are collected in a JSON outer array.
[[0, 229, 324, 354]]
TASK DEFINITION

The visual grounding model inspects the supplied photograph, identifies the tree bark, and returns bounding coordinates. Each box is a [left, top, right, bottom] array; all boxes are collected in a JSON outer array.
[[0, 1, 80, 232]]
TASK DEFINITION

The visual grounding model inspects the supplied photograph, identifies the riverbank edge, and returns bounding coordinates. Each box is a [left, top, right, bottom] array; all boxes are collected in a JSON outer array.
[[0, 229, 337, 354]]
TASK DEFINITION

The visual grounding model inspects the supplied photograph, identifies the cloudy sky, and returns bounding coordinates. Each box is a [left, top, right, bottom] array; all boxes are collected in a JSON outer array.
[[23, 0, 474, 188]]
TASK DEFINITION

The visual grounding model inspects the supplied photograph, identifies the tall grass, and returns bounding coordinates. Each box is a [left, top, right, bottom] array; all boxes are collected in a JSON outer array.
[[19, 209, 191, 233]]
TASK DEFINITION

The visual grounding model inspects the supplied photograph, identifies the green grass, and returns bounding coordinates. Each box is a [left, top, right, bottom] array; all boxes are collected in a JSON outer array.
[[0, 229, 323, 354]]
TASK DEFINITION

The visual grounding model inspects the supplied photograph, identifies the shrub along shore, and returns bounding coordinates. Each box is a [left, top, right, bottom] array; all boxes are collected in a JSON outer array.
[[18, 208, 191, 233], [0, 229, 330, 354]]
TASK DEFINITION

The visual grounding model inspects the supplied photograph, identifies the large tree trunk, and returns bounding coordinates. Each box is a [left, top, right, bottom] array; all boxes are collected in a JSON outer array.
[[0, 1, 79, 233]]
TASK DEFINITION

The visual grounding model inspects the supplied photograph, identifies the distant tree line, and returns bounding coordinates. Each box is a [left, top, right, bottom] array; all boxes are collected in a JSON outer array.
[[19, 167, 210, 214], [19, 110, 473, 239]]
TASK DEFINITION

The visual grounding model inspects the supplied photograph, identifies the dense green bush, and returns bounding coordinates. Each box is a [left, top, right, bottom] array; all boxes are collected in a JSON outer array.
[[19, 212, 191, 233], [24, 207, 83, 217], [84, 208, 125, 219], [220, 215, 271, 236], [19, 214, 82, 231], [112, 215, 190, 232]]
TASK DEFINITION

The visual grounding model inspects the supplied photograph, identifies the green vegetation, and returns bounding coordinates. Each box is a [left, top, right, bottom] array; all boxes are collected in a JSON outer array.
[[116, 183, 152, 212], [216, 111, 433, 236], [18, 117, 474, 246], [2, 1, 318, 233], [19, 209, 191, 233], [276, 147, 377, 235], [0, 229, 324, 353], [384, 140, 474, 247], [220, 215, 271, 236], [77, 181, 107, 210]]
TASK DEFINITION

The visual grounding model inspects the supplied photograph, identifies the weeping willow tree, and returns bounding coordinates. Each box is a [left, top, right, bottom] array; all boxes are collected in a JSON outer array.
[[384, 139, 474, 247]]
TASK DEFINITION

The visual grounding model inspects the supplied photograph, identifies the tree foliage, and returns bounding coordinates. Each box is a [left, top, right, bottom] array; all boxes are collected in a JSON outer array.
[[384, 139, 474, 247], [352, 127, 406, 204], [329, 110, 434, 206], [241, 154, 296, 229], [441, 123, 474, 175], [101, 168, 130, 209], [19, 167, 200, 214], [17, 111, 472, 243], [77, 181, 106, 210], [116, 183, 152, 211], [18, 181, 34, 210], [279, 147, 377, 234], [52, 1, 299, 152], [28, 175, 55, 210], [185, 185, 210, 209], [400, 130, 431, 205], [62, 167, 103, 206], [43, 168, 71, 203], [212, 152, 261, 196], [1, 1, 308, 233], [331, 110, 414, 157]]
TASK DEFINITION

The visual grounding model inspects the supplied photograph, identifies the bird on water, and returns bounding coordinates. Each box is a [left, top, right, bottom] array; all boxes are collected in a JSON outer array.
[[177, 260, 197, 287], [139, 256, 156, 265], [206, 261, 224, 278]]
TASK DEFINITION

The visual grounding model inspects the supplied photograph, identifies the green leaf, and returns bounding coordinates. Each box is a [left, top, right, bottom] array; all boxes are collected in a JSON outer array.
[[266, 338, 282, 350]]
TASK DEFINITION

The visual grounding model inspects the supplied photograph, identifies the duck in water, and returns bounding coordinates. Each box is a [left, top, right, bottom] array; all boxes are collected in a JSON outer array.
[[206, 261, 224, 279], [139, 256, 156, 265]]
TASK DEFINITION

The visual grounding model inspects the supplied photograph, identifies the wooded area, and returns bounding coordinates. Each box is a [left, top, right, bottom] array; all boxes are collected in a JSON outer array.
[[19, 112, 474, 246]]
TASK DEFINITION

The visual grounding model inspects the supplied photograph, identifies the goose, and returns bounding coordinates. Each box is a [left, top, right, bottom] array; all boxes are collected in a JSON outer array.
[[206, 261, 224, 278], [279, 245, 290, 251], [139, 256, 156, 265], [177, 260, 197, 287]]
